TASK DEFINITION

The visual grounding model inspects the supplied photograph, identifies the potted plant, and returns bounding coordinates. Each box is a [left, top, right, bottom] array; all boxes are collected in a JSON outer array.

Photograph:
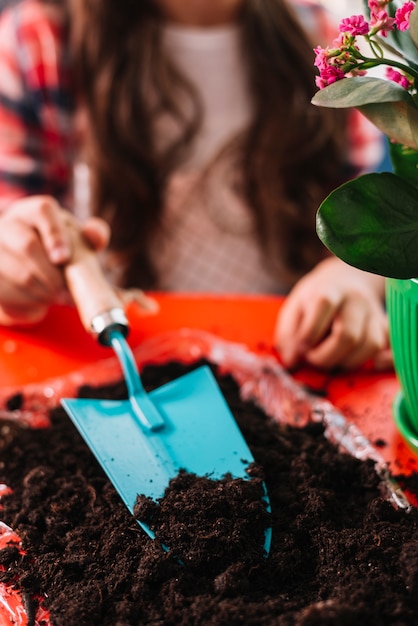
[[311, 0, 418, 450]]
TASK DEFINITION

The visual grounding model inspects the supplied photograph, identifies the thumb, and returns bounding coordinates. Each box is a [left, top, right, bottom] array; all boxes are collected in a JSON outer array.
[[81, 217, 110, 252]]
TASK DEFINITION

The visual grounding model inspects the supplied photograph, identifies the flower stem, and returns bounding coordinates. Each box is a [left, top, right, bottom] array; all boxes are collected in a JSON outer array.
[[354, 55, 418, 81]]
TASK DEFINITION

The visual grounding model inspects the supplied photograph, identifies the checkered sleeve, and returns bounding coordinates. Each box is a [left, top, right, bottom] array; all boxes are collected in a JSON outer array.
[[0, 0, 75, 211]]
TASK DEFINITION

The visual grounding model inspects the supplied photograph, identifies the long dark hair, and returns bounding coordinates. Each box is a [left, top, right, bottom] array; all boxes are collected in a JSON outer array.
[[46, 0, 350, 289]]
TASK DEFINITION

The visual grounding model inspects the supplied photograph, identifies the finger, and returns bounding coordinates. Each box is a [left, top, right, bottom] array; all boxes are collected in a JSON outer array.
[[373, 347, 394, 371], [304, 303, 367, 370], [304, 332, 352, 370], [275, 288, 342, 368], [305, 301, 387, 370], [12, 196, 72, 265], [291, 288, 343, 351], [0, 304, 49, 326], [274, 296, 304, 367], [342, 316, 388, 370], [0, 259, 63, 304], [118, 288, 160, 314], [81, 217, 111, 251], [0, 221, 65, 302]]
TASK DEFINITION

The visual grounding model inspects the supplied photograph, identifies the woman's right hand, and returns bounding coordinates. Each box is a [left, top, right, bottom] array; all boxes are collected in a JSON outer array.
[[0, 195, 109, 325]]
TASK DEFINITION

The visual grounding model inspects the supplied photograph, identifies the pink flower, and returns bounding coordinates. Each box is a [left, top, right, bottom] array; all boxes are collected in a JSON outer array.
[[348, 67, 368, 78], [339, 15, 370, 36], [315, 66, 346, 89], [386, 66, 412, 89], [395, 2, 415, 31], [314, 1, 417, 92], [313, 46, 331, 70], [332, 33, 346, 47], [314, 45, 351, 70], [369, 9, 395, 36], [368, 0, 392, 9]]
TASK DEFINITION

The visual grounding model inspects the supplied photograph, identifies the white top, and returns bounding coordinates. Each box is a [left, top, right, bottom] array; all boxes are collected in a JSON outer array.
[[148, 23, 284, 293], [158, 22, 252, 168]]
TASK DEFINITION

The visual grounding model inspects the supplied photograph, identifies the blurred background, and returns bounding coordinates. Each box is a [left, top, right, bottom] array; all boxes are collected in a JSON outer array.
[[0, 1, 366, 15], [0, 0, 389, 170], [319, 0, 364, 19]]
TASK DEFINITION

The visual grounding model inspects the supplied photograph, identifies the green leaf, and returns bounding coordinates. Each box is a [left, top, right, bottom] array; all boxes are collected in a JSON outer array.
[[316, 172, 418, 279], [312, 77, 418, 149], [409, 3, 418, 52], [311, 76, 414, 108], [358, 100, 418, 150], [389, 142, 418, 185]]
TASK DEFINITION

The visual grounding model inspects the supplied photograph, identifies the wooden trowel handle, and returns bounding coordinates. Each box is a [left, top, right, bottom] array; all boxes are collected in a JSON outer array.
[[64, 225, 129, 346]]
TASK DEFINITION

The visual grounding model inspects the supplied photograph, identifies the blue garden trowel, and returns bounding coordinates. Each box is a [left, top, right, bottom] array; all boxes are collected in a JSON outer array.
[[60, 234, 271, 554]]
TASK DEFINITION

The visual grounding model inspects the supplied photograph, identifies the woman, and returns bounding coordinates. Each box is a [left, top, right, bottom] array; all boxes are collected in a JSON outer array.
[[0, 0, 390, 370]]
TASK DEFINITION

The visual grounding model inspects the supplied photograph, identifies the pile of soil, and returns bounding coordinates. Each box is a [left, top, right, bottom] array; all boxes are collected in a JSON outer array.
[[1, 360, 418, 625], [133, 467, 270, 571]]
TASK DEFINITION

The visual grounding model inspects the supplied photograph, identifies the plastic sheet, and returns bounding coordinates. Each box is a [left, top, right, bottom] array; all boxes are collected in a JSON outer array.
[[0, 329, 411, 624]]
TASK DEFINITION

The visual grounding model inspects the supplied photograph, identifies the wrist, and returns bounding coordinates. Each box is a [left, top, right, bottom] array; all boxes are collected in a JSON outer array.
[[316, 257, 386, 300]]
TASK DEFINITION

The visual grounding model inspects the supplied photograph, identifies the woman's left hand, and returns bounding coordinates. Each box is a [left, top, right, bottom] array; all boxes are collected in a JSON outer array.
[[274, 257, 393, 371]]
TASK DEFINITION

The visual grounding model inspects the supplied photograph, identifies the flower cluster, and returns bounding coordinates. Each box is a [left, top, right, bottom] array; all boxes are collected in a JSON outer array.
[[314, 0, 416, 90], [312, 0, 418, 285]]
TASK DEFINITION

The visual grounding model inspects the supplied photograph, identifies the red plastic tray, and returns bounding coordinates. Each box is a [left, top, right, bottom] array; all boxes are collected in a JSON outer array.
[[0, 292, 413, 475]]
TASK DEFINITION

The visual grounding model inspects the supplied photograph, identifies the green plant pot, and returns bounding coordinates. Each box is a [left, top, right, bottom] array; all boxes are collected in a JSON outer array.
[[386, 277, 418, 454]]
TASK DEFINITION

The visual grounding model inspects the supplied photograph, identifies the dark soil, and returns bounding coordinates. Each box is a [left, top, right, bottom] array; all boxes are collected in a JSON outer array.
[[133, 467, 270, 572], [1, 360, 418, 625]]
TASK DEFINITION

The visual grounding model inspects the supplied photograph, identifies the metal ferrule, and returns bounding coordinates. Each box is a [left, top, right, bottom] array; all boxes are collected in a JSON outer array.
[[90, 308, 129, 346]]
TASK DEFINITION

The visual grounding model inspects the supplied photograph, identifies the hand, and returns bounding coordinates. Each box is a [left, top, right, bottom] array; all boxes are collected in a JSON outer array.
[[0, 195, 109, 325], [274, 257, 392, 371]]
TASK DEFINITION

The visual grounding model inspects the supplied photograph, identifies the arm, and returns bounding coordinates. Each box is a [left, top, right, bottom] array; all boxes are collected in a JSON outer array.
[[0, 5, 155, 325], [274, 257, 392, 371], [0, 4, 76, 325], [0, 2, 75, 209]]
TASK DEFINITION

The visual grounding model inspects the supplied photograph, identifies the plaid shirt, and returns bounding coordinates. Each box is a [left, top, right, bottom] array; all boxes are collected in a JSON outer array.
[[0, 0, 75, 210], [0, 0, 383, 212]]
